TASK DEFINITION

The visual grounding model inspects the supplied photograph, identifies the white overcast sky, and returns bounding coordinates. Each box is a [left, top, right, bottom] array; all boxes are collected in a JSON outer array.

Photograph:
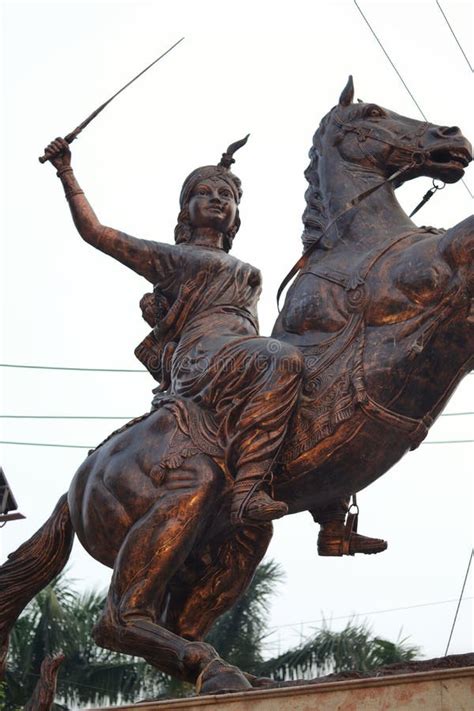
[[1, 0, 473, 667]]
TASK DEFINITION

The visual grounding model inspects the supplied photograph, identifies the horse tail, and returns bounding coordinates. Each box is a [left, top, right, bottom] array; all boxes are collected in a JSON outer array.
[[0, 494, 74, 676]]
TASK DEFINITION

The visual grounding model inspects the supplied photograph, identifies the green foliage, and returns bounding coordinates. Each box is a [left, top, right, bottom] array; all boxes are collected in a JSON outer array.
[[4, 575, 167, 709], [4, 563, 420, 707], [206, 560, 284, 674], [258, 623, 419, 681]]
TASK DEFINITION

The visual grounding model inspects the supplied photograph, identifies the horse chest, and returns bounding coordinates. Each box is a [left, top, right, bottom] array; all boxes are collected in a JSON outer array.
[[281, 275, 348, 335], [367, 245, 454, 324]]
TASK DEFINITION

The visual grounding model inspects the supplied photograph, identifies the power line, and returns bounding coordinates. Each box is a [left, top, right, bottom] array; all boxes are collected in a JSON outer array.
[[423, 439, 474, 445], [0, 441, 92, 449], [2, 362, 473, 376], [441, 411, 474, 416], [353, 1, 473, 199], [436, 0, 473, 72], [1, 438, 473, 450], [268, 596, 474, 632], [445, 549, 473, 655], [353, 0, 427, 119], [26, 670, 129, 698], [1, 411, 473, 420], [0, 362, 145, 373], [0, 415, 133, 420]]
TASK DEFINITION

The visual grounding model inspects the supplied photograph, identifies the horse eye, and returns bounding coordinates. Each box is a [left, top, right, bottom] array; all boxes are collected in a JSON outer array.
[[368, 107, 383, 118]]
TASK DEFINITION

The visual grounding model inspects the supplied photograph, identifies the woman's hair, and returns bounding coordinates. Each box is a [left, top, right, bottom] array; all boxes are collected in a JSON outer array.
[[174, 203, 241, 253]]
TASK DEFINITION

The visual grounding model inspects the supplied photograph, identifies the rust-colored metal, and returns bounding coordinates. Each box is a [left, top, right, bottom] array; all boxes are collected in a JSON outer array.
[[24, 654, 64, 711], [0, 77, 472, 695]]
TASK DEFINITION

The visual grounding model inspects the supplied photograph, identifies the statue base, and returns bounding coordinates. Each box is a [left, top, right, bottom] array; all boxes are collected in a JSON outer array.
[[91, 654, 473, 710]]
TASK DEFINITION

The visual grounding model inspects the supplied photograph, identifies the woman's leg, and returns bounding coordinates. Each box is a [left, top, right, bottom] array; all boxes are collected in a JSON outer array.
[[227, 339, 304, 523]]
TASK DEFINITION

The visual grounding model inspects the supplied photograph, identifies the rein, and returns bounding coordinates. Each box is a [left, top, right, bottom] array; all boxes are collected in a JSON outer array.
[[276, 159, 416, 310]]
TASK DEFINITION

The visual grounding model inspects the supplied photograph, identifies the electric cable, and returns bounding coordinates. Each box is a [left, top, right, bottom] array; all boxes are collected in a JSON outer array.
[[1, 438, 473, 450], [435, 0, 473, 72], [268, 595, 474, 632], [444, 549, 473, 655], [0, 362, 145, 373], [1, 411, 472, 420], [353, 0, 473, 199]]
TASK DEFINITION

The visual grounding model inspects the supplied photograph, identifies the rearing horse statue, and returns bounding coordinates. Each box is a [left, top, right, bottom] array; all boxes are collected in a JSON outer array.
[[0, 77, 472, 695]]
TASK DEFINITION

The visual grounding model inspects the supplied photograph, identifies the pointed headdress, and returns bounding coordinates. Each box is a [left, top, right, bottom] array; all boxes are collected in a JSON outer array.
[[179, 134, 249, 208]]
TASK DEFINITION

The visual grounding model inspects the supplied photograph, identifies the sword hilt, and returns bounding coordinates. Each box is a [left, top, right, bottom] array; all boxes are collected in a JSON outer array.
[[38, 132, 77, 164]]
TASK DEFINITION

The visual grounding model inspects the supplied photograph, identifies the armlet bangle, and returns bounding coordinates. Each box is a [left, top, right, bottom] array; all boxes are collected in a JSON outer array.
[[65, 188, 85, 200], [56, 167, 74, 178]]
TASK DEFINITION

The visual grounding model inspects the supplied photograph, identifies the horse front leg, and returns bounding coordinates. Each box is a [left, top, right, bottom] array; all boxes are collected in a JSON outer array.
[[439, 215, 474, 291], [91, 453, 251, 693]]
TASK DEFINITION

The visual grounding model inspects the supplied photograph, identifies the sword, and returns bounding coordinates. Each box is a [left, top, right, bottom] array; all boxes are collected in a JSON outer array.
[[39, 37, 184, 164]]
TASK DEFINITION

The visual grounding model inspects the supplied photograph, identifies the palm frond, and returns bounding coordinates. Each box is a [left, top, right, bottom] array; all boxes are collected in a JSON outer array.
[[259, 621, 420, 680]]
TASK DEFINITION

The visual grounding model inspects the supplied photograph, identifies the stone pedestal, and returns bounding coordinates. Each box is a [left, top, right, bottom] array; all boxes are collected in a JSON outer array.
[[92, 665, 474, 710]]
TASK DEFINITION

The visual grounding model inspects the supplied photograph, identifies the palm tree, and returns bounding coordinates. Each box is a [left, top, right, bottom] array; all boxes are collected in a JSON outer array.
[[258, 623, 418, 681], [206, 560, 285, 674], [4, 575, 163, 709], [207, 561, 418, 682], [4, 564, 419, 708]]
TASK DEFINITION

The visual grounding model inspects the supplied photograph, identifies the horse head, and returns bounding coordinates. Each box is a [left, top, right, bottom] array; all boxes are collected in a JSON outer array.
[[302, 76, 472, 250]]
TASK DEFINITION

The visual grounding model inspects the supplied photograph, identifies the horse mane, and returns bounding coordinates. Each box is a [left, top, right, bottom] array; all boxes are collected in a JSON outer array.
[[301, 109, 335, 252]]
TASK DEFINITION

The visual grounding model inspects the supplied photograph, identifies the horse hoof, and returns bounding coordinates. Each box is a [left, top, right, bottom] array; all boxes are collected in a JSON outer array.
[[196, 659, 252, 695], [243, 672, 275, 688]]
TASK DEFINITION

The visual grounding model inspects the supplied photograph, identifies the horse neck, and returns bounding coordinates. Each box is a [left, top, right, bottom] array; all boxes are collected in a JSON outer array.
[[316, 153, 416, 256]]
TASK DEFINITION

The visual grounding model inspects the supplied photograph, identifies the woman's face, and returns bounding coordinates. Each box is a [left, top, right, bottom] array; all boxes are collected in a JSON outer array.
[[188, 178, 237, 233]]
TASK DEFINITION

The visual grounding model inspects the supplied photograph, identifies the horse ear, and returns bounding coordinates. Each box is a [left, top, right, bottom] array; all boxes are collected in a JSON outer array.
[[339, 76, 354, 106]]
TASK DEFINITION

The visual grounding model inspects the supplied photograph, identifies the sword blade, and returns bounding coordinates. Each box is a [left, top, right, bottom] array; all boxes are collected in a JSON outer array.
[[39, 37, 185, 163]]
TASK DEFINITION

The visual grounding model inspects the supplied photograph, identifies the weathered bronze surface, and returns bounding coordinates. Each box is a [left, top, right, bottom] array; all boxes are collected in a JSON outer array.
[[0, 78, 472, 694], [23, 654, 64, 711]]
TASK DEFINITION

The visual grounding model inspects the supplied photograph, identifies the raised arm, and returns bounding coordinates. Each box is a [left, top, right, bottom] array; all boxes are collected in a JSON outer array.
[[44, 138, 158, 283]]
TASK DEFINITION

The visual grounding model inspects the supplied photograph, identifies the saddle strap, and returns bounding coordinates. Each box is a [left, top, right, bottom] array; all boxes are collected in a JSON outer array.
[[359, 393, 433, 449]]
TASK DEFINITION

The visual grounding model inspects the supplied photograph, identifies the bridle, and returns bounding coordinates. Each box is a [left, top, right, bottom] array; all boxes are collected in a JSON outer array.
[[333, 113, 446, 217], [333, 112, 431, 165]]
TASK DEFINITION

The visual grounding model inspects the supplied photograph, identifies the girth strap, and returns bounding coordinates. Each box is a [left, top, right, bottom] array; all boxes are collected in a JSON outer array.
[[359, 393, 433, 450]]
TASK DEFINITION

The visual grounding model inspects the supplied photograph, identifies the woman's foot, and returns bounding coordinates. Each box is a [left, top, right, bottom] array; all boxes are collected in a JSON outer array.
[[318, 521, 387, 556], [231, 490, 288, 525]]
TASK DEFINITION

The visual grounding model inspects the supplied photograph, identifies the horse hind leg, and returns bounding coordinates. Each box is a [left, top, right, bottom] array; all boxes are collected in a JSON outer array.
[[92, 453, 251, 692]]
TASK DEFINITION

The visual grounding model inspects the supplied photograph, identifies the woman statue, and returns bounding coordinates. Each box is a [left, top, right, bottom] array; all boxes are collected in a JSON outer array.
[[43, 135, 305, 525]]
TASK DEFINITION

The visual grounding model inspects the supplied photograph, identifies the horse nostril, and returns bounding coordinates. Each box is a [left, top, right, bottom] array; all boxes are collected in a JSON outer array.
[[440, 126, 461, 137]]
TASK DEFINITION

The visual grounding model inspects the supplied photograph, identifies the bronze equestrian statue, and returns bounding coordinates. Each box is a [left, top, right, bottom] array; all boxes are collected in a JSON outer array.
[[0, 78, 472, 694]]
